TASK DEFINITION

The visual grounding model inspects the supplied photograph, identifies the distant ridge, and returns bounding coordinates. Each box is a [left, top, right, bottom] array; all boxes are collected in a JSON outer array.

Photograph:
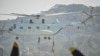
[[41, 4, 100, 14]]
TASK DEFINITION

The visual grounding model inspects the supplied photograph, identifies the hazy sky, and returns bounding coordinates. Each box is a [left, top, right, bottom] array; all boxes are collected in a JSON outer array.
[[0, 0, 100, 20]]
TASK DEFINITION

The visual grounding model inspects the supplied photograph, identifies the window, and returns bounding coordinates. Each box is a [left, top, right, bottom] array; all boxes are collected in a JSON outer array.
[[44, 37, 47, 39], [20, 27, 23, 29], [9, 27, 13, 31], [36, 15, 40, 19], [36, 26, 40, 29], [29, 20, 33, 23], [13, 24, 16, 29], [28, 27, 31, 29], [16, 37, 19, 40], [47, 26, 50, 29], [21, 20, 23, 23], [42, 19, 45, 24], [48, 37, 51, 40], [0, 48, 3, 56]]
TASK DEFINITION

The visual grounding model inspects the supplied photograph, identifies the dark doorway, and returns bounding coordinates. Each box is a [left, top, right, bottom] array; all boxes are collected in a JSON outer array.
[[10, 42, 19, 56]]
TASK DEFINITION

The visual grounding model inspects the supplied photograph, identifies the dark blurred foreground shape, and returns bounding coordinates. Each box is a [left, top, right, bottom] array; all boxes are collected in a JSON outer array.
[[69, 47, 84, 56], [11, 42, 19, 56]]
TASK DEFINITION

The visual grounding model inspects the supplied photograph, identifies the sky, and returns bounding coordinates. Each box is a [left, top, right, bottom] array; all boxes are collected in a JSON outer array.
[[0, 0, 100, 20]]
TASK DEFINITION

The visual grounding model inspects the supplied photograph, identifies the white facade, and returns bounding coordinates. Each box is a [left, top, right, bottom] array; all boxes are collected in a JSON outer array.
[[0, 14, 100, 56]]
